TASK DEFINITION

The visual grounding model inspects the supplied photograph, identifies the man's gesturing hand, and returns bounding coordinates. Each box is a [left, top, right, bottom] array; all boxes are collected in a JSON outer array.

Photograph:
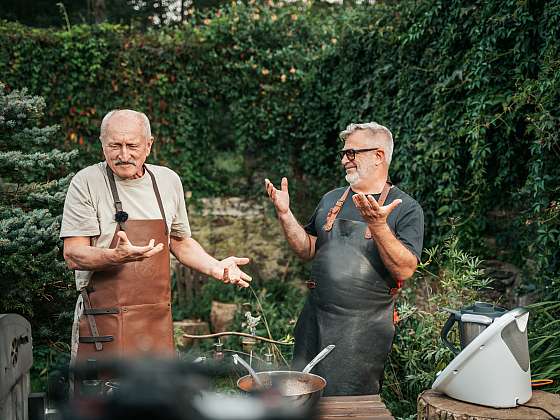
[[112, 230, 164, 263], [352, 193, 402, 228], [215, 256, 252, 288], [265, 177, 290, 215]]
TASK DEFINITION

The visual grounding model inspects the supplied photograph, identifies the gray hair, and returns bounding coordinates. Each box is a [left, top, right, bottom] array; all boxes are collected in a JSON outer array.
[[339, 122, 394, 165], [99, 109, 152, 142]]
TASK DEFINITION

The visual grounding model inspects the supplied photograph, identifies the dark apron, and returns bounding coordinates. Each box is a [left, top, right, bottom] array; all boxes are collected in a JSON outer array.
[[76, 165, 175, 362], [293, 186, 395, 396]]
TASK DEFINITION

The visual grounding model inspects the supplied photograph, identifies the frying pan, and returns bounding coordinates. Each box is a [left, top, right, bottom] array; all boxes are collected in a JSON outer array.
[[234, 344, 335, 407]]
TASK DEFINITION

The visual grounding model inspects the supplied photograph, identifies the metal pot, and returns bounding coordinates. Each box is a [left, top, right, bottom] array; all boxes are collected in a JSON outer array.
[[441, 302, 507, 355], [234, 344, 335, 407], [237, 370, 326, 407]]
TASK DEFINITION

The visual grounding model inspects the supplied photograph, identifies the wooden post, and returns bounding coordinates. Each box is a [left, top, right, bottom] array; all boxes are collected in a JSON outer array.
[[417, 389, 560, 420], [174, 260, 204, 307]]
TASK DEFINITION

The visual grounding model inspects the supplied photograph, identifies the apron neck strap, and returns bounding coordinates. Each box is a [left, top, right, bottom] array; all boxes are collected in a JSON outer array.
[[106, 164, 169, 235], [144, 165, 169, 236], [377, 181, 392, 207], [323, 187, 351, 232], [364, 181, 392, 239]]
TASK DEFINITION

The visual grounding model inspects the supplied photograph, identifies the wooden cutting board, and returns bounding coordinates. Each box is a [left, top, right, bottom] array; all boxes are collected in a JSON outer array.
[[318, 394, 395, 420]]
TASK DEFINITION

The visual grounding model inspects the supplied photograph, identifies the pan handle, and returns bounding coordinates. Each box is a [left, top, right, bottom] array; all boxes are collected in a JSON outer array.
[[302, 344, 335, 374]]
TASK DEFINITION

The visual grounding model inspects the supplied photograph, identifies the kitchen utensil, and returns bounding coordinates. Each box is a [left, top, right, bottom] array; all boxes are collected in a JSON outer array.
[[235, 344, 335, 407], [433, 307, 531, 408], [232, 354, 264, 388], [302, 345, 335, 374]]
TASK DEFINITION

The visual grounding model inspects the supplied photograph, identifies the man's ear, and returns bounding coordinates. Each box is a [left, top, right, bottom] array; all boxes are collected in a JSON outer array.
[[375, 149, 385, 165], [146, 136, 154, 156]]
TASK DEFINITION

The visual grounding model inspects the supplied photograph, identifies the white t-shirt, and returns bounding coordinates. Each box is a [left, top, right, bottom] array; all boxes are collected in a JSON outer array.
[[60, 161, 191, 290]]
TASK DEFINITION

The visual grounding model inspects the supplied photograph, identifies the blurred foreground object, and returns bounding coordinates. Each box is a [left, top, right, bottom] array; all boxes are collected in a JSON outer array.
[[61, 357, 315, 420]]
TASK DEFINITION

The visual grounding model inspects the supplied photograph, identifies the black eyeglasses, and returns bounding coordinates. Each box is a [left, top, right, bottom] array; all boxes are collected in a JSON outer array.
[[339, 148, 379, 161]]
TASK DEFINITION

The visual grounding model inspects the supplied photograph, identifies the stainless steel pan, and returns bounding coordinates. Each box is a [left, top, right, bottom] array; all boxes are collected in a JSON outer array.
[[234, 344, 335, 407]]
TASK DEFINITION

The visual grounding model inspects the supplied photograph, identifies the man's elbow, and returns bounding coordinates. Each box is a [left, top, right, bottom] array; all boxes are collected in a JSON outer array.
[[296, 248, 315, 261], [397, 262, 418, 282], [63, 249, 79, 270], [399, 268, 415, 282]]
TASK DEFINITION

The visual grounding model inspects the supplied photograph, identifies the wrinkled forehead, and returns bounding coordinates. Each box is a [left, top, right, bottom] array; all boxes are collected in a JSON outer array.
[[104, 113, 147, 142]]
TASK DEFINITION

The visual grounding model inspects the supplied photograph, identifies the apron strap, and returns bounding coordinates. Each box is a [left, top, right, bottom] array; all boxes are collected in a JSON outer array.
[[79, 336, 114, 343], [323, 181, 393, 236], [80, 289, 105, 351], [106, 165, 127, 232], [83, 307, 119, 315], [323, 187, 351, 232], [105, 164, 168, 235], [144, 166, 169, 236]]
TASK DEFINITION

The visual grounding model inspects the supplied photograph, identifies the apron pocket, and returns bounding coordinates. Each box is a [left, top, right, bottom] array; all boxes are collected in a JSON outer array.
[[121, 302, 174, 356]]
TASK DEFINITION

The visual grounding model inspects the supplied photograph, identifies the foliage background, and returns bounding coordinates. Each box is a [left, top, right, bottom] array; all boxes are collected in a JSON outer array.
[[1, 0, 559, 417]]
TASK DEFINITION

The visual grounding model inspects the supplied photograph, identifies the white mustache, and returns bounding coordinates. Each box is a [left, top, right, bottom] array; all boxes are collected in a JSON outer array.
[[115, 159, 136, 166]]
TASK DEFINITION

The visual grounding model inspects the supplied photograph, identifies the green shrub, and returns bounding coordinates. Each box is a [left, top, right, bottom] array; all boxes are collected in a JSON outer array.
[[0, 84, 76, 391], [382, 227, 491, 418], [528, 297, 560, 394]]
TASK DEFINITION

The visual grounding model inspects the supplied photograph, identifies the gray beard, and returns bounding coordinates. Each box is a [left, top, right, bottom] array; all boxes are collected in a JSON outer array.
[[345, 172, 359, 185]]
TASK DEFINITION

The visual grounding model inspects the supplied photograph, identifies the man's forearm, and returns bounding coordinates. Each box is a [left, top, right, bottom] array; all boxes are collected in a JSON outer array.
[[65, 245, 119, 271], [278, 210, 315, 260], [369, 224, 417, 283], [170, 237, 222, 279]]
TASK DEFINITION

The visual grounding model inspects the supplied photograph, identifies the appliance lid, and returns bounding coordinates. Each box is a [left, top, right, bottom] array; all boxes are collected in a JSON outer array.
[[459, 301, 507, 319]]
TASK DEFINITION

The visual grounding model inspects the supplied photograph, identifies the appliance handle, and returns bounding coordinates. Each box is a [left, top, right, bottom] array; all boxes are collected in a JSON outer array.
[[441, 313, 460, 355], [460, 314, 493, 324]]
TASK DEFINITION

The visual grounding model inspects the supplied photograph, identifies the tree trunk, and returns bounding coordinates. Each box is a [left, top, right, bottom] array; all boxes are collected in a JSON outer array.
[[92, 0, 106, 23], [417, 389, 560, 420]]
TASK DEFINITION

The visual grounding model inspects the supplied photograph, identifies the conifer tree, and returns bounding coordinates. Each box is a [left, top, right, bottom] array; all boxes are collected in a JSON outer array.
[[0, 83, 77, 382]]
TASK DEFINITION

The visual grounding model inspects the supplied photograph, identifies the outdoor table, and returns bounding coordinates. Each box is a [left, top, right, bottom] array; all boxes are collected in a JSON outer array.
[[418, 389, 560, 419], [318, 394, 395, 420]]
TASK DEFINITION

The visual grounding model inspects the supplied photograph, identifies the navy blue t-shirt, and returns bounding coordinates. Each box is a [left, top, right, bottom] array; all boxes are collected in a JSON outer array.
[[304, 186, 424, 261]]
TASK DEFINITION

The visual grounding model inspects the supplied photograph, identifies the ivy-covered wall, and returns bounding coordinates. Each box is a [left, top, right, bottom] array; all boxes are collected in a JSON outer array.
[[0, 4, 341, 202], [2, 2, 558, 282]]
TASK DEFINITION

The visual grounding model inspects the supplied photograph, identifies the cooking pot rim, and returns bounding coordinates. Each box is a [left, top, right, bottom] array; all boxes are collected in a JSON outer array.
[[236, 370, 326, 395]]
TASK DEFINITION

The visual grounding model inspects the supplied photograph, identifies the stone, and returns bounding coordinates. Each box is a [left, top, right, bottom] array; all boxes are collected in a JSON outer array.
[[210, 301, 239, 333], [173, 319, 209, 349]]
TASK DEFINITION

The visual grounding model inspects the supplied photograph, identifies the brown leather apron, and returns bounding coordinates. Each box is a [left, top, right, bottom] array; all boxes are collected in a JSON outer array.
[[76, 165, 174, 362]]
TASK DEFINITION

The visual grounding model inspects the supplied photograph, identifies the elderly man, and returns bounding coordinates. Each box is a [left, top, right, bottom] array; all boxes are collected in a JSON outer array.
[[61, 109, 251, 365], [265, 122, 423, 396]]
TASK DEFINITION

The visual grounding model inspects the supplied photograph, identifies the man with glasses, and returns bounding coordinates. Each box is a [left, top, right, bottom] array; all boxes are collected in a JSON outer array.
[[265, 122, 424, 396]]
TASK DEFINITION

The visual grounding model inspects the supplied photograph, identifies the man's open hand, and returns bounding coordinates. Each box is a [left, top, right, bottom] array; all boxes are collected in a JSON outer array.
[[215, 256, 252, 288], [352, 193, 401, 228], [112, 230, 164, 263], [265, 177, 290, 215]]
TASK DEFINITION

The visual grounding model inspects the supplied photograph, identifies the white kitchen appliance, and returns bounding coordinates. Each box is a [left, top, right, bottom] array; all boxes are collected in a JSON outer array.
[[432, 307, 532, 408]]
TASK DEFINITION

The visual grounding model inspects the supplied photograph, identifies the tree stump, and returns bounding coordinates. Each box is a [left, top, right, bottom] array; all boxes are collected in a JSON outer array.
[[418, 389, 560, 420], [173, 320, 210, 350]]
